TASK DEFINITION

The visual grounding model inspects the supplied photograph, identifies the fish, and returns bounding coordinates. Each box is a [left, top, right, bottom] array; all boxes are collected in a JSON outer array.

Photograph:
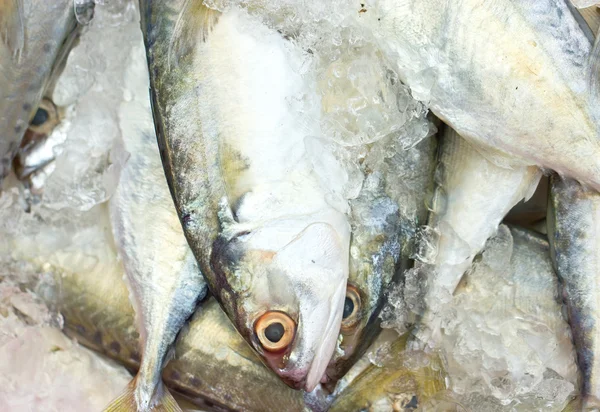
[[548, 176, 600, 408], [139, 1, 351, 391], [364, 0, 600, 191], [410, 126, 541, 349], [8, 211, 306, 412], [0, 0, 92, 182], [328, 333, 447, 412], [103, 42, 207, 411], [324, 132, 437, 387]]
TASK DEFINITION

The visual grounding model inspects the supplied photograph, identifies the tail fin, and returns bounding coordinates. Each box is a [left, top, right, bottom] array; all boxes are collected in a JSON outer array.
[[104, 379, 182, 412], [561, 395, 600, 412]]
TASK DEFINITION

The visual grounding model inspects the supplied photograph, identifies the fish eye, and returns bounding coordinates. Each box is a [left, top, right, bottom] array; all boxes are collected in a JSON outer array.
[[255, 311, 295, 352], [27, 98, 59, 134], [30, 107, 49, 126], [341, 285, 361, 332]]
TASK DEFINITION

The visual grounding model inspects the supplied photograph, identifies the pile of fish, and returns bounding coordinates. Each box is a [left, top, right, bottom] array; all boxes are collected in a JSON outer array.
[[2, 0, 600, 411]]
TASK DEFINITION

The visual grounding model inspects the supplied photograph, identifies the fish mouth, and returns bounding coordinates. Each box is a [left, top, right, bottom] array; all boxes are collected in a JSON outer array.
[[302, 279, 347, 392], [261, 280, 347, 392]]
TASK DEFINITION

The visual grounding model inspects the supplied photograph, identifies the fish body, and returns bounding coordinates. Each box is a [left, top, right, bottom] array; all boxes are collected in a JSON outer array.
[[105, 43, 207, 411], [325, 133, 437, 386], [412, 127, 541, 349], [13, 214, 306, 412], [368, 0, 600, 190], [140, 1, 350, 390], [0, 0, 88, 181], [548, 176, 600, 407]]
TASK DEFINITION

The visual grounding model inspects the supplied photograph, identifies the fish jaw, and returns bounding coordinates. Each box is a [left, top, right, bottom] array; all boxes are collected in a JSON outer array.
[[259, 278, 346, 391]]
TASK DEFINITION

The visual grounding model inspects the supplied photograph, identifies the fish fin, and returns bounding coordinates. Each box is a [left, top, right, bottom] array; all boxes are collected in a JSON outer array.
[[521, 168, 543, 202], [167, 0, 220, 70], [104, 380, 138, 412], [0, 0, 24, 60], [104, 380, 183, 412], [150, 386, 183, 412]]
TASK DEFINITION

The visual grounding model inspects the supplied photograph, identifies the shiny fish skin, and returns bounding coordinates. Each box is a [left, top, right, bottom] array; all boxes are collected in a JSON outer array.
[[548, 176, 600, 407], [367, 0, 600, 190], [411, 127, 541, 349], [139, 1, 350, 391], [25, 234, 305, 412], [105, 42, 206, 411], [325, 133, 438, 386], [0, 0, 87, 181]]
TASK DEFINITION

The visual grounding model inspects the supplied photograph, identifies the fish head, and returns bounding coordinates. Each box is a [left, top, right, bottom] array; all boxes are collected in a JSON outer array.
[[324, 198, 403, 388], [210, 221, 349, 391], [323, 282, 383, 387]]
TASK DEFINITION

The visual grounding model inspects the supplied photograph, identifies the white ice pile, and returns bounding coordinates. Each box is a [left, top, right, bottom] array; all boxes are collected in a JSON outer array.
[[380, 225, 578, 411], [0, 2, 138, 259], [214, 0, 433, 215], [0, 262, 130, 411], [0, 3, 144, 410]]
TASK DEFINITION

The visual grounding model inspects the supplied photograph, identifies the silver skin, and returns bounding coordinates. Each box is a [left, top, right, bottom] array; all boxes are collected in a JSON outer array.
[[366, 0, 600, 190], [548, 176, 600, 407], [139, 1, 351, 391], [324, 134, 437, 386], [411, 127, 541, 349], [0, 0, 88, 181], [108, 43, 206, 410]]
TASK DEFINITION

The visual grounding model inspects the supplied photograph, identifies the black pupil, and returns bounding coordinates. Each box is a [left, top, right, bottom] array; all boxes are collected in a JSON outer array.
[[265, 322, 285, 343], [343, 297, 355, 319], [31, 108, 48, 126]]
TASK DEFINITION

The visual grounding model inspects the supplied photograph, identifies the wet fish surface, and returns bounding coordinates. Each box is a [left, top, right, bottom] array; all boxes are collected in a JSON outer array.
[[325, 131, 437, 388], [366, 0, 600, 190], [15, 219, 306, 412], [0, 0, 90, 181], [140, 0, 351, 390], [104, 41, 207, 411], [548, 176, 600, 408]]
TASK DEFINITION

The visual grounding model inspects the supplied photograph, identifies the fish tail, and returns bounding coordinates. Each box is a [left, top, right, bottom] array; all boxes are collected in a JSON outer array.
[[561, 394, 600, 412], [104, 379, 182, 412]]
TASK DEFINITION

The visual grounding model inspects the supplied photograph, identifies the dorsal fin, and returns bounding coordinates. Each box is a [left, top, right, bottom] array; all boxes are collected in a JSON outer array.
[[0, 0, 24, 61], [167, 0, 220, 70]]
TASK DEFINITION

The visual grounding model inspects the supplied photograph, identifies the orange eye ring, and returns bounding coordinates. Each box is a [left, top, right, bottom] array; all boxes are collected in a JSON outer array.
[[341, 285, 361, 332], [254, 311, 296, 353], [28, 98, 59, 134]]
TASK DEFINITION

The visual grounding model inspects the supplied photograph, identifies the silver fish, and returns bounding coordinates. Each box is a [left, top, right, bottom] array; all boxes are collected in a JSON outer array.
[[548, 176, 600, 408], [410, 127, 540, 349], [140, 1, 350, 391], [366, 0, 600, 190], [104, 42, 207, 411], [0, 0, 91, 181], [325, 133, 438, 387]]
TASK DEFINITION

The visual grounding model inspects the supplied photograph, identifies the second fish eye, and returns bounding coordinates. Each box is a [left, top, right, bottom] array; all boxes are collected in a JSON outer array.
[[341, 285, 361, 331], [30, 107, 49, 126]]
